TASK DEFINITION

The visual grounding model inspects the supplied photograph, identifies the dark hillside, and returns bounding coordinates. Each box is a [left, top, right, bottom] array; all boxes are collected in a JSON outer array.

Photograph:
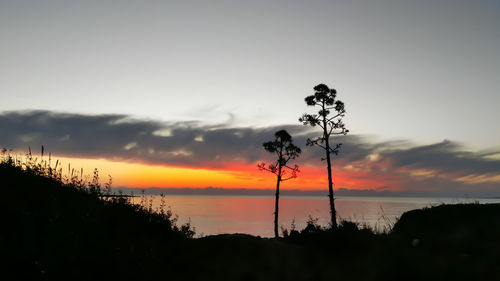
[[0, 156, 192, 280], [1, 153, 499, 280], [390, 203, 500, 280]]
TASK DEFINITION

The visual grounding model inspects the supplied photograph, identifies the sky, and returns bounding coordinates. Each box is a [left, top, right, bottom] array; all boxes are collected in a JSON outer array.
[[1, 0, 499, 196]]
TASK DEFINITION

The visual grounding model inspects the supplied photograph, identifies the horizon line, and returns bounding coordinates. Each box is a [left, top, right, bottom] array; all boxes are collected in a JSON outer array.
[[112, 186, 500, 198]]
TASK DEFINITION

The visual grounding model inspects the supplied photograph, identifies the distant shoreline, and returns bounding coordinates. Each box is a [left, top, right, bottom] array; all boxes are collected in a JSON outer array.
[[113, 187, 500, 199]]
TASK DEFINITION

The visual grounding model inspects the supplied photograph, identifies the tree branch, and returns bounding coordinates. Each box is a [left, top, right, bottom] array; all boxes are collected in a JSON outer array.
[[280, 176, 296, 181]]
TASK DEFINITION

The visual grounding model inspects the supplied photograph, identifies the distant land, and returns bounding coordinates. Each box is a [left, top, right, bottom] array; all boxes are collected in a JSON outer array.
[[113, 187, 500, 199]]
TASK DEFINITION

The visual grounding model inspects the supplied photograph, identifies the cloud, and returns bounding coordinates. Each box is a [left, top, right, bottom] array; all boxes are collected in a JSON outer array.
[[329, 138, 500, 194], [378, 140, 500, 175], [1, 110, 499, 195], [0, 110, 316, 167]]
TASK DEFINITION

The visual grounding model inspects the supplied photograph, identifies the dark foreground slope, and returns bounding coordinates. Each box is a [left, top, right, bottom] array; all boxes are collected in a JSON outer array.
[[0, 159, 193, 280], [1, 160, 499, 281]]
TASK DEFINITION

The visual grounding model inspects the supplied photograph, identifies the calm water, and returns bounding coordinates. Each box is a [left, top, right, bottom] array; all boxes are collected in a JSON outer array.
[[131, 195, 500, 237]]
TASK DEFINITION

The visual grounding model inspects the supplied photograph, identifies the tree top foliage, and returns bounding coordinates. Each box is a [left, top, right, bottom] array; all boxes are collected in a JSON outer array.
[[259, 130, 301, 180], [299, 83, 348, 155]]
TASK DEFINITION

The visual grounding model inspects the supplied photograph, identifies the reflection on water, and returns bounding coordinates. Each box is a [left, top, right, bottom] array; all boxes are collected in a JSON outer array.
[[131, 195, 500, 237]]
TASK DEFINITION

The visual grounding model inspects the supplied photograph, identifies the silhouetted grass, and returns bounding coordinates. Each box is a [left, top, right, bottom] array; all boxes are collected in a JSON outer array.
[[1, 148, 194, 280]]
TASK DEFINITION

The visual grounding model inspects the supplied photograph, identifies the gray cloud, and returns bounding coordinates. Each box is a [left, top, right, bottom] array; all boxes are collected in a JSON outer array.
[[1, 110, 499, 194], [0, 110, 318, 167], [377, 140, 500, 176]]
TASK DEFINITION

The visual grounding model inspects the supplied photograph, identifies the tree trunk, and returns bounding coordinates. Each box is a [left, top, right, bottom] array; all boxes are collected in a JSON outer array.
[[323, 114, 337, 228], [274, 171, 281, 238], [325, 143, 337, 228]]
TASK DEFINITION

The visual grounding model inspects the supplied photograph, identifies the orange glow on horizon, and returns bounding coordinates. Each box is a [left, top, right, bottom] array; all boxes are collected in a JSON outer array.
[[11, 153, 394, 190]]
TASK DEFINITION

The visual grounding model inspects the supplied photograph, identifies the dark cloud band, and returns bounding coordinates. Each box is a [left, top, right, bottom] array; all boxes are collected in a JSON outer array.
[[1, 110, 499, 194]]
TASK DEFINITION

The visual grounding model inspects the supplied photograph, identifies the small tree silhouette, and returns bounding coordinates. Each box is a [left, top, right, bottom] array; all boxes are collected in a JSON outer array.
[[299, 84, 348, 228], [258, 130, 301, 238]]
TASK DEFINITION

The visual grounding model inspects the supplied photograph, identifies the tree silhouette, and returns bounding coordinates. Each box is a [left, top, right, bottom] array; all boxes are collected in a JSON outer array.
[[299, 84, 348, 228], [258, 130, 301, 238]]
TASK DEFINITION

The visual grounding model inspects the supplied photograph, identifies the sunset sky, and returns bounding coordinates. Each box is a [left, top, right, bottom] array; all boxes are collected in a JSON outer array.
[[1, 0, 499, 196]]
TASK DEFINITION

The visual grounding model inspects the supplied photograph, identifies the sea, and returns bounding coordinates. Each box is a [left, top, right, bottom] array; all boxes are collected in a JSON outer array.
[[131, 195, 500, 237]]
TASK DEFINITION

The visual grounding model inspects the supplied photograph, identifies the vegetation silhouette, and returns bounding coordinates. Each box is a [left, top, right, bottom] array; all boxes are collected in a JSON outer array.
[[2, 147, 499, 280], [299, 83, 348, 228], [0, 147, 194, 280], [258, 130, 301, 238]]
